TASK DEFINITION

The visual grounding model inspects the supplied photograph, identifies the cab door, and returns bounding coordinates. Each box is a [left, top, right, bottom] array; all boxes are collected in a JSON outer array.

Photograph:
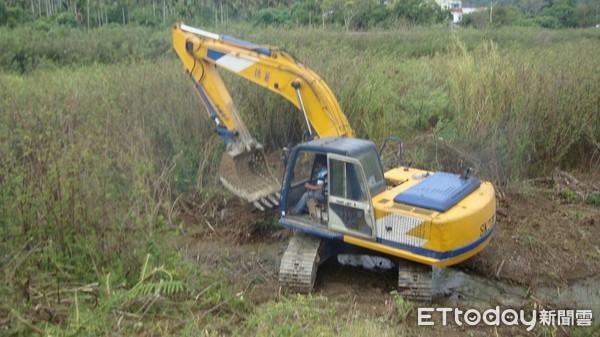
[[327, 154, 375, 240]]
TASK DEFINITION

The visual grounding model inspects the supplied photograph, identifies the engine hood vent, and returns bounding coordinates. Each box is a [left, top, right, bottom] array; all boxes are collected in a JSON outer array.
[[393, 172, 481, 212]]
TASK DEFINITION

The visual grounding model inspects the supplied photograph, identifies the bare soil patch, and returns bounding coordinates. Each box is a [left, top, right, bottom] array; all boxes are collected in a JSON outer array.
[[465, 176, 600, 289]]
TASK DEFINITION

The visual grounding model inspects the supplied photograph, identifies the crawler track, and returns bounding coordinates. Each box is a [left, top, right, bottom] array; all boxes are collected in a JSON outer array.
[[279, 232, 323, 293], [397, 260, 433, 302]]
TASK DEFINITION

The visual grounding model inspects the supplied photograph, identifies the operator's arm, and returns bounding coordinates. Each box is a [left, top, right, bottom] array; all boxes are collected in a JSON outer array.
[[304, 182, 323, 191]]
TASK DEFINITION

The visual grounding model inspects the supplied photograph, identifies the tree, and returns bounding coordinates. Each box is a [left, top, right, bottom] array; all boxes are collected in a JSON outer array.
[[516, 0, 549, 14], [463, 8, 490, 27], [0, 0, 32, 26], [0, 0, 6, 25], [354, 1, 390, 29], [575, 0, 600, 27], [321, 0, 377, 30], [289, 0, 321, 26], [543, 0, 577, 27], [391, 0, 447, 25], [303, 0, 321, 26], [490, 5, 521, 25], [253, 6, 291, 26]]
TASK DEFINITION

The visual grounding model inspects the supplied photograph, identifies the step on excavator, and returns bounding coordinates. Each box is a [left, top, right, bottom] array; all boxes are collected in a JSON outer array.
[[172, 23, 496, 301]]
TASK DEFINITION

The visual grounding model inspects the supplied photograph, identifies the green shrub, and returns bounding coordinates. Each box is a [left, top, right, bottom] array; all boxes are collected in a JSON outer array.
[[560, 189, 579, 202], [586, 192, 600, 206], [130, 7, 160, 27], [517, 15, 562, 28], [253, 7, 292, 27], [389, 290, 413, 322], [54, 12, 80, 28], [1, 3, 32, 27]]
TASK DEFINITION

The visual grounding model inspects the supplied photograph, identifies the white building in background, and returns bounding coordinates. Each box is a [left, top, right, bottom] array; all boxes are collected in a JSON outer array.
[[436, 0, 463, 23], [436, 0, 462, 10]]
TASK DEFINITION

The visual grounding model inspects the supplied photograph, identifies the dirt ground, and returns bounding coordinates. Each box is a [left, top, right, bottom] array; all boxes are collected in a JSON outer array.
[[466, 186, 599, 288], [177, 171, 600, 336]]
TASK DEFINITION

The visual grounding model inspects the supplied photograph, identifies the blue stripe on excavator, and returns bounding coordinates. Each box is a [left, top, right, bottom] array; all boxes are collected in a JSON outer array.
[[278, 219, 344, 240], [189, 76, 235, 144], [216, 128, 236, 144], [189, 76, 218, 119], [219, 35, 273, 56], [377, 223, 495, 260], [207, 49, 226, 61]]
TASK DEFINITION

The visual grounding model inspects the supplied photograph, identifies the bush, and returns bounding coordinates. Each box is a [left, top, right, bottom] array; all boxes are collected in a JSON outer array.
[[0, 0, 5, 25], [542, 1, 578, 28], [516, 15, 562, 28], [587, 192, 600, 206], [2, 5, 31, 27], [130, 7, 160, 27], [430, 36, 599, 182], [54, 12, 80, 28], [0, 25, 171, 72], [0, 61, 226, 334], [253, 7, 292, 27]]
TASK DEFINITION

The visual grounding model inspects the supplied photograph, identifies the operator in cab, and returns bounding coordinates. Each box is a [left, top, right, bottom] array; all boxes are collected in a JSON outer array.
[[293, 161, 327, 215]]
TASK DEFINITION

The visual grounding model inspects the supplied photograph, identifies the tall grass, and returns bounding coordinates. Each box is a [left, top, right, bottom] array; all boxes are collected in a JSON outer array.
[[224, 25, 599, 183], [17, 59, 217, 224], [0, 25, 171, 72], [3, 25, 594, 208], [0, 58, 222, 328], [431, 38, 599, 182]]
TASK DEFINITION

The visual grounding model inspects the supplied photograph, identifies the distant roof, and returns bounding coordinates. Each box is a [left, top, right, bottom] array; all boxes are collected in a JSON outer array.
[[463, 7, 487, 14]]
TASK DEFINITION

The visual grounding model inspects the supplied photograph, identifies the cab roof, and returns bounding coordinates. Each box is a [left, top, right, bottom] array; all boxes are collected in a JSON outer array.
[[294, 137, 377, 157]]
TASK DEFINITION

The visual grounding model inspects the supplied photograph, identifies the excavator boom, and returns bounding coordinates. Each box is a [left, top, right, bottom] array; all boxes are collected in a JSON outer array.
[[172, 23, 354, 208]]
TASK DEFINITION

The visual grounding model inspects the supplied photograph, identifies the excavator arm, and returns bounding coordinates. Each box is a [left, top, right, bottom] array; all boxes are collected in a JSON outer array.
[[172, 23, 354, 209], [172, 23, 354, 140]]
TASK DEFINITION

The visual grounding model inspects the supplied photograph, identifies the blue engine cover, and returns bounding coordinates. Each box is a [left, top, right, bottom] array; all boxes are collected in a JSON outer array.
[[393, 172, 481, 212]]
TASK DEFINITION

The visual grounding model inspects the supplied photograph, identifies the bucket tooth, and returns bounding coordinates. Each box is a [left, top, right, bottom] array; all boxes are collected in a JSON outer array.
[[268, 195, 279, 206], [261, 198, 273, 208], [253, 201, 265, 212], [218, 146, 280, 210]]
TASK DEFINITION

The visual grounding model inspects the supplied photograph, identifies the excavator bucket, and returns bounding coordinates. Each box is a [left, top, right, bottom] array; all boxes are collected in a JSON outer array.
[[218, 147, 281, 211]]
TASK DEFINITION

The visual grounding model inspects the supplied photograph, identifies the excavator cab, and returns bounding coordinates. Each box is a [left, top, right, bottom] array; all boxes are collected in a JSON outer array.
[[280, 137, 385, 240], [278, 137, 395, 293]]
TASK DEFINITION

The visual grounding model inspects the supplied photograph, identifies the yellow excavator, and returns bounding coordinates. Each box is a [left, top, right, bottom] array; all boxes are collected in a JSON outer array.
[[172, 23, 496, 301]]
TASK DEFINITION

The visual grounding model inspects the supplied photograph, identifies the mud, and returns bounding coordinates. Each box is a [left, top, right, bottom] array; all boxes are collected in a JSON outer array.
[[434, 267, 600, 318]]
